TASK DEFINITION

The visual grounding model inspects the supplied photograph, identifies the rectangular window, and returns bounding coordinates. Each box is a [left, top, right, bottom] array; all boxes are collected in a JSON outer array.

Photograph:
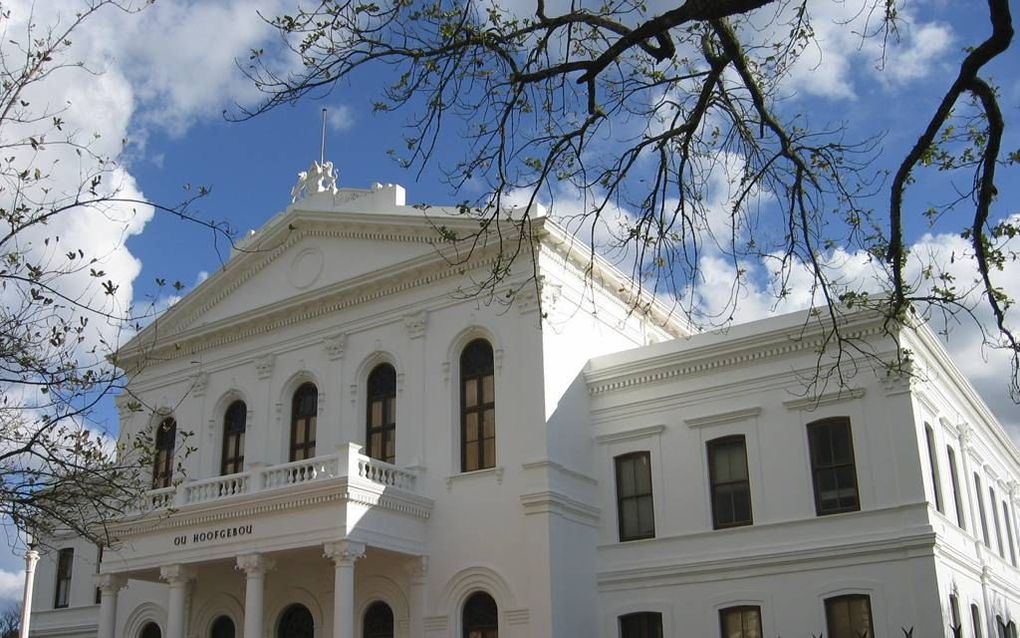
[[54, 548, 73, 609], [708, 436, 753, 529], [972, 604, 983, 638], [1005, 501, 1018, 567], [975, 473, 991, 546], [619, 612, 663, 638], [924, 424, 944, 513], [825, 595, 874, 638], [950, 594, 962, 638], [807, 418, 860, 515], [93, 545, 103, 605], [719, 606, 762, 638], [990, 488, 1005, 558], [615, 452, 655, 542], [947, 447, 966, 529]]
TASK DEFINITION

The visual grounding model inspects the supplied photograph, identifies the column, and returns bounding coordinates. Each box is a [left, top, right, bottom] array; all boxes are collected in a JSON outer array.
[[406, 556, 428, 638], [159, 565, 194, 638], [323, 541, 364, 638], [96, 574, 127, 638], [18, 547, 39, 638], [236, 554, 275, 638]]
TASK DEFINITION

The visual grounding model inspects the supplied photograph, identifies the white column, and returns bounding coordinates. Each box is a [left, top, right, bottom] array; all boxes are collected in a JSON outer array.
[[160, 565, 194, 638], [236, 554, 275, 638], [18, 547, 39, 638], [406, 556, 428, 638], [96, 574, 127, 638], [323, 541, 364, 638]]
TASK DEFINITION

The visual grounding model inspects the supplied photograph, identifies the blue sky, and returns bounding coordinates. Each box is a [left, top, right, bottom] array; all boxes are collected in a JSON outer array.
[[2, 0, 1018, 603]]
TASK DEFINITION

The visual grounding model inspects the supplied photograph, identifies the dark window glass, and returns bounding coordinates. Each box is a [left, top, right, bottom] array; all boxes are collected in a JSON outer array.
[[619, 612, 663, 638], [925, 424, 944, 513], [708, 436, 752, 529], [54, 548, 73, 608], [807, 418, 860, 515], [140, 623, 162, 638], [997, 616, 1007, 638], [991, 488, 1005, 558], [615, 452, 655, 542], [972, 604, 984, 638], [366, 364, 397, 464], [719, 606, 762, 638], [976, 474, 991, 546], [93, 545, 103, 605], [278, 604, 314, 638], [950, 594, 962, 638], [221, 401, 247, 475], [290, 383, 318, 462], [363, 601, 394, 638], [152, 417, 176, 489], [947, 447, 966, 529], [1008, 620, 1017, 638], [462, 591, 497, 638], [1005, 501, 1018, 567], [825, 595, 874, 638], [211, 616, 235, 638], [460, 339, 495, 472]]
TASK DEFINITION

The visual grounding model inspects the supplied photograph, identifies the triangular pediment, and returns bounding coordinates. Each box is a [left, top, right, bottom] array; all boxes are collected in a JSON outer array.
[[131, 207, 464, 348]]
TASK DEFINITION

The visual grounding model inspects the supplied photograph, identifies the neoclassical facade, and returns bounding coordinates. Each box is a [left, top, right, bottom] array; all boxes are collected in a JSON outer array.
[[28, 176, 1020, 638]]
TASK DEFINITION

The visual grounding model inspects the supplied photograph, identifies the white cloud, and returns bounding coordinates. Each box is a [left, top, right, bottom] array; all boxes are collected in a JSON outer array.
[[326, 105, 355, 132], [0, 567, 22, 602]]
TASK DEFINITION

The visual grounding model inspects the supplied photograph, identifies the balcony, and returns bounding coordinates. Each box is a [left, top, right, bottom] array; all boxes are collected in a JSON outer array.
[[143, 444, 419, 510], [106, 443, 432, 572]]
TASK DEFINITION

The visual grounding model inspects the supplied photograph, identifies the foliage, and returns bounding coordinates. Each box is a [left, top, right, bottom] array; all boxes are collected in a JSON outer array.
[[241, 0, 1019, 397], [0, 1, 218, 548]]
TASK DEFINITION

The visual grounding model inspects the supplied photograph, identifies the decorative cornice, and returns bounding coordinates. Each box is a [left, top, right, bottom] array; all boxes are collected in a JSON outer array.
[[684, 407, 761, 428], [519, 491, 600, 527], [594, 424, 665, 444], [504, 609, 531, 625], [782, 389, 866, 411]]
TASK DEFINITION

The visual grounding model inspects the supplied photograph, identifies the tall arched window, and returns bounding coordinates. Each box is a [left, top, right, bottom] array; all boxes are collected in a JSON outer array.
[[152, 417, 176, 488], [277, 604, 313, 638], [460, 339, 495, 472], [140, 623, 162, 638], [366, 364, 397, 464], [211, 616, 235, 638], [221, 400, 247, 475], [462, 591, 497, 638], [362, 601, 394, 638], [290, 383, 318, 462]]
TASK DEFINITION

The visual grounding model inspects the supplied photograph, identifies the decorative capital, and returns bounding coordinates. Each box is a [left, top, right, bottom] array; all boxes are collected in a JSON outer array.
[[406, 555, 428, 581], [323, 540, 365, 567], [236, 553, 275, 577], [958, 423, 974, 449], [255, 354, 276, 380], [189, 372, 209, 398], [404, 310, 428, 339], [95, 573, 127, 593], [323, 333, 347, 361], [159, 564, 195, 586]]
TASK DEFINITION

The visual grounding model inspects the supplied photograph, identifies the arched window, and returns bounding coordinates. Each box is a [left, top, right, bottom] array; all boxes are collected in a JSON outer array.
[[211, 616, 235, 638], [140, 623, 162, 638], [221, 401, 247, 475], [278, 604, 314, 638], [462, 591, 497, 638], [153, 417, 177, 489], [362, 601, 394, 638], [366, 364, 397, 464], [460, 339, 495, 472], [290, 383, 318, 462]]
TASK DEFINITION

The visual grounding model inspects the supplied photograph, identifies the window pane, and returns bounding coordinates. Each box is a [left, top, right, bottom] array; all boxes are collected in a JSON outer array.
[[482, 375, 494, 403], [465, 380, 478, 408], [482, 438, 495, 468], [465, 413, 479, 442], [465, 444, 478, 471], [482, 409, 495, 438]]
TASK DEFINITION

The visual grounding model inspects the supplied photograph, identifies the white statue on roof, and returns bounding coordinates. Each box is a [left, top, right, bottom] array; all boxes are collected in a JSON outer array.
[[291, 160, 338, 203]]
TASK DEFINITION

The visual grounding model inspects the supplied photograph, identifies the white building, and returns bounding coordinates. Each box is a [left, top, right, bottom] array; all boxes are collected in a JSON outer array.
[[27, 171, 1020, 638]]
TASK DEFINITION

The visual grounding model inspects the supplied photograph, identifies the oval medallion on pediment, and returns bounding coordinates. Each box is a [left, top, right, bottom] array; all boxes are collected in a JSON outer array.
[[288, 246, 324, 289]]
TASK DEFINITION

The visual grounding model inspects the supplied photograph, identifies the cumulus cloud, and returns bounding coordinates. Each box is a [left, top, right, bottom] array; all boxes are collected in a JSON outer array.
[[326, 104, 356, 132], [0, 567, 22, 602]]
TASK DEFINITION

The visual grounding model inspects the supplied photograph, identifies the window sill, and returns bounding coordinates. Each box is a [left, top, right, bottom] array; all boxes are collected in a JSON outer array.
[[445, 466, 504, 490]]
